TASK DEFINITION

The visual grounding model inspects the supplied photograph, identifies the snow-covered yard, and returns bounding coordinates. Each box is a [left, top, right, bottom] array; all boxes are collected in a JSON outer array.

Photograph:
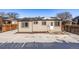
[[0, 30, 79, 43], [0, 30, 79, 49]]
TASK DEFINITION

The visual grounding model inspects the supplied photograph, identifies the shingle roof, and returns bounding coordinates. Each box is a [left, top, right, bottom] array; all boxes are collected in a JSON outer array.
[[72, 16, 79, 21], [72, 16, 79, 24], [18, 17, 61, 21], [0, 16, 17, 21]]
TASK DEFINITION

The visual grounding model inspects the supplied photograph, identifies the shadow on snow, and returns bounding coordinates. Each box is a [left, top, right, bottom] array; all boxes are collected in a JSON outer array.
[[0, 40, 79, 49]]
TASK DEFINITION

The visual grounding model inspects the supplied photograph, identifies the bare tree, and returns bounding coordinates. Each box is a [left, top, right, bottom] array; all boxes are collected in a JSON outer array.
[[0, 12, 5, 17], [57, 12, 72, 21], [7, 12, 19, 19]]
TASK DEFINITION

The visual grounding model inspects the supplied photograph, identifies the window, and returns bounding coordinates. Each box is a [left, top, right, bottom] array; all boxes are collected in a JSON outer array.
[[51, 22, 53, 26], [42, 21, 46, 25], [55, 21, 60, 26], [34, 21, 38, 24], [25, 22, 28, 27], [3, 22, 6, 24], [21, 22, 28, 28], [8, 21, 11, 24]]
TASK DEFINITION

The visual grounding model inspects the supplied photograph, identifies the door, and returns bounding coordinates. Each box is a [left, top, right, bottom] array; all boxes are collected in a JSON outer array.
[[49, 22, 54, 30], [48, 22, 54, 32]]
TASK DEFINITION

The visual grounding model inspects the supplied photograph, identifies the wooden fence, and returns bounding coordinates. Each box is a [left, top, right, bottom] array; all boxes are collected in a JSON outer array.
[[2, 24, 17, 32], [63, 24, 79, 34]]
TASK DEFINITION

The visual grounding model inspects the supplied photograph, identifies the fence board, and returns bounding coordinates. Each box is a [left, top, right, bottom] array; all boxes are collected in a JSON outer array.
[[63, 24, 79, 34]]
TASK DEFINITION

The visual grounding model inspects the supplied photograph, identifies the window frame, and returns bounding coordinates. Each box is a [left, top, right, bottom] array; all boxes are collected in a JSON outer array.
[[55, 21, 60, 26], [34, 21, 38, 24], [42, 21, 46, 25], [21, 22, 29, 28]]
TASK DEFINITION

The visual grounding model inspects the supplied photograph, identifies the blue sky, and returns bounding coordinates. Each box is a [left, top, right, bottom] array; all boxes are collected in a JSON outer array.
[[0, 9, 79, 18]]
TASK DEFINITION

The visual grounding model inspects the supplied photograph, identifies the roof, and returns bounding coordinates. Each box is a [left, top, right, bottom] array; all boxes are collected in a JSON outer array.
[[72, 16, 79, 21], [18, 17, 61, 21], [0, 16, 17, 21]]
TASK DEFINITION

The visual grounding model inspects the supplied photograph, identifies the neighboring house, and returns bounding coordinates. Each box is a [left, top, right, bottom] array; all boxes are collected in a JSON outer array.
[[0, 16, 17, 32], [72, 16, 79, 25], [17, 17, 62, 33]]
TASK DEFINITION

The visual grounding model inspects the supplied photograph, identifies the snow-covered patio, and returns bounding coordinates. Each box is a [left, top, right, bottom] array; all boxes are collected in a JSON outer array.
[[0, 30, 79, 49], [0, 30, 79, 43]]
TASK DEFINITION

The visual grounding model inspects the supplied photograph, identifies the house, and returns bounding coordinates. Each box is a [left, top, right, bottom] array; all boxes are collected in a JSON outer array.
[[0, 16, 17, 32], [72, 16, 79, 25], [17, 17, 62, 33]]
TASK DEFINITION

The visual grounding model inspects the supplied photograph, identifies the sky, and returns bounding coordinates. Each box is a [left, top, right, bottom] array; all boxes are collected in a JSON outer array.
[[0, 9, 79, 18]]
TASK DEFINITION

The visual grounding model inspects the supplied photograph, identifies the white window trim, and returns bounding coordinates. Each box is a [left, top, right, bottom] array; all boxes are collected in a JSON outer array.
[[21, 22, 28, 28]]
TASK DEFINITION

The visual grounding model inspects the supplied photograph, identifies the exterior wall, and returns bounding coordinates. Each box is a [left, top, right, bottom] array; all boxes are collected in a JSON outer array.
[[18, 21, 33, 32], [32, 21, 48, 32], [18, 21, 62, 32], [12, 20, 17, 24], [47, 21, 62, 32]]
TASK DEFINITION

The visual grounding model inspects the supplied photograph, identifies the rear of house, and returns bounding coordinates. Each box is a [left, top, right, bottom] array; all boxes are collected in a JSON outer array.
[[18, 17, 62, 33]]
